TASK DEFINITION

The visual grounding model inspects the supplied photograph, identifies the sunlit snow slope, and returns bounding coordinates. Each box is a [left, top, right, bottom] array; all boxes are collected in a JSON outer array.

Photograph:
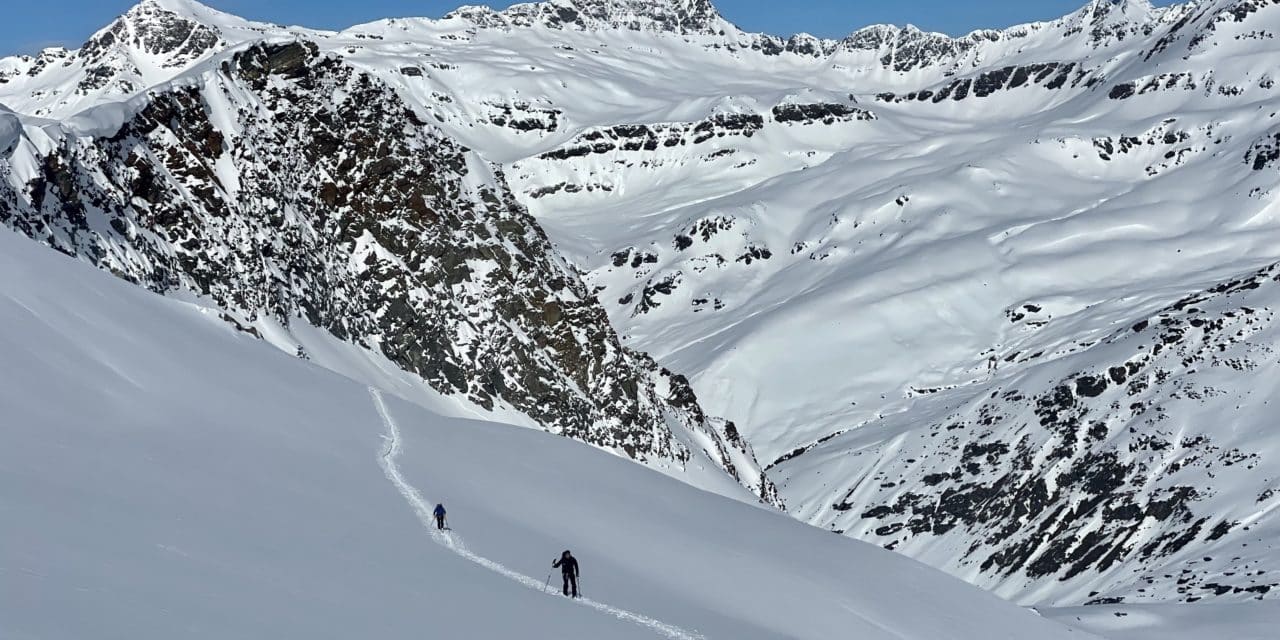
[[0, 226, 1099, 639], [5, 0, 1280, 611], [363, 0, 1280, 606]]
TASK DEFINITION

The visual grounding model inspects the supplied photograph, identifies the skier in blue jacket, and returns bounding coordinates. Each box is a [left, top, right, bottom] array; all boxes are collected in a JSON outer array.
[[433, 503, 447, 530]]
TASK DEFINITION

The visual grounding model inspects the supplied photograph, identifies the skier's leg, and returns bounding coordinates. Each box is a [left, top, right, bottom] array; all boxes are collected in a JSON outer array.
[[562, 574, 570, 596], [570, 573, 578, 598]]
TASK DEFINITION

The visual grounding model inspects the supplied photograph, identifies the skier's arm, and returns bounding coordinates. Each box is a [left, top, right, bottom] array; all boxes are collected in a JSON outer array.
[[553, 559, 561, 569]]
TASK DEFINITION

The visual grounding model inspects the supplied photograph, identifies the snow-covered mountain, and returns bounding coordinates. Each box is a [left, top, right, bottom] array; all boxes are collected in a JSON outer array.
[[3, 0, 1280, 617], [0, 4, 780, 508]]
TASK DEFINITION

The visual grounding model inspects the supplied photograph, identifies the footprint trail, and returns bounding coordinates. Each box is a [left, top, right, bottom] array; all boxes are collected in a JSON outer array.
[[370, 387, 705, 640]]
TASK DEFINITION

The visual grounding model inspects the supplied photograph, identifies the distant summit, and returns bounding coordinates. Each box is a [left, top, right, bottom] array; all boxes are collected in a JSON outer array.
[[447, 0, 730, 35]]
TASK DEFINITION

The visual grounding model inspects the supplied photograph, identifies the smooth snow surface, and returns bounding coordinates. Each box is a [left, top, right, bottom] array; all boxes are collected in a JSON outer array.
[[1045, 601, 1280, 640], [0, 226, 1096, 639], [371, 386, 702, 640]]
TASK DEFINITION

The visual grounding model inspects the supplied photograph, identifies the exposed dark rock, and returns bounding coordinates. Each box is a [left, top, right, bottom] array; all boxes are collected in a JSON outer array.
[[1110, 82, 1137, 100], [0, 40, 781, 507], [818, 262, 1280, 601], [1075, 375, 1108, 398], [538, 114, 763, 161], [771, 102, 875, 124]]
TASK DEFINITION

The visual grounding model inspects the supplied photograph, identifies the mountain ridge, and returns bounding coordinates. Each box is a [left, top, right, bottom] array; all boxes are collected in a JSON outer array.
[[0, 0, 1203, 121]]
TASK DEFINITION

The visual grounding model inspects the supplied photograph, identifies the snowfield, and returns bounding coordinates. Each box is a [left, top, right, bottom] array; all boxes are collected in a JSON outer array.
[[0, 227, 1097, 638]]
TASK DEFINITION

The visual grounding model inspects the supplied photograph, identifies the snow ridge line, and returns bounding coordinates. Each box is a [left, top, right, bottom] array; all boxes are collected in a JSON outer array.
[[370, 387, 705, 640]]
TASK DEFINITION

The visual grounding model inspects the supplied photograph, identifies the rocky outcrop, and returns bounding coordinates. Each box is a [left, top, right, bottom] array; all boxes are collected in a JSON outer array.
[[771, 102, 875, 124], [80, 0, 222, 68], [537, 113, 765, 161], [1247, 129, 1280, 170], [779, 265, 1280, 604], [448, 0, 727, 35], [876, 63, 1084, 103]]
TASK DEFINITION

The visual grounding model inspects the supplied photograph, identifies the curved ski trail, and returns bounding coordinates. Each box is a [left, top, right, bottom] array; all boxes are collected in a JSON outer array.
[[370, 388, 704, 640]]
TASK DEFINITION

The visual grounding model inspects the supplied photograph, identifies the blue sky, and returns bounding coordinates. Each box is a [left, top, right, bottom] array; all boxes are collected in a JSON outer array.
[[3, 0, 1176, 56]]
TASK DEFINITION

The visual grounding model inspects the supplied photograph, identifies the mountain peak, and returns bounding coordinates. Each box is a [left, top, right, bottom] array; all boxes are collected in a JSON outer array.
[[130, 0, 208, 14], [1069, 0, 1158, 44], [77, 0, 224, 69], [77, 0, 275, 71], [1085, 0, 1157, 20], [120, 0, 271, 34], [125, 0, 252, 22]]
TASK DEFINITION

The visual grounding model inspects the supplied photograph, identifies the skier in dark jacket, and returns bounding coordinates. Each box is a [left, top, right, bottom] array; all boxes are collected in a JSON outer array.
[[433, 503, 447, 530], [552, 550, 579, 597]]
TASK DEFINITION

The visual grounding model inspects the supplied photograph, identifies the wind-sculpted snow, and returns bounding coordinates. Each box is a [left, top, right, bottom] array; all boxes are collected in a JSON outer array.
[[0, 226, 1099, 640]]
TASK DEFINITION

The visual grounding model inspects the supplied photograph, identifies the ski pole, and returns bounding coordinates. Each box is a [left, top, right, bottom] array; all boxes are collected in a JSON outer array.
[[543, 573, 552, 593]]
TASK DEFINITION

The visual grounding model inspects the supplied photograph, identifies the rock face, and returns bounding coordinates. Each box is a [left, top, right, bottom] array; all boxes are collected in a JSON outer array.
[[0, 38, 780, 506], [447, 0, 728, 34], [0, 0, 263, 116], [466, 0, 1280, 609]]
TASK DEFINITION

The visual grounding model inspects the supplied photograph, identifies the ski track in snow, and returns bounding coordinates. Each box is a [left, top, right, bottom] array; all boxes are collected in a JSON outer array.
[[370, 387, 705, 640]]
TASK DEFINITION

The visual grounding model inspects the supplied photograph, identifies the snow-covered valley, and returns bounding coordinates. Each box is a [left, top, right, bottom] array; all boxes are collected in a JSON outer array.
[[3, 0, 1280, 636]]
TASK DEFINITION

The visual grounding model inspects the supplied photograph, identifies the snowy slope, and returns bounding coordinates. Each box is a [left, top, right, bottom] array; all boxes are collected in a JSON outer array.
[[4, 0, 1280, 611], [417, 0, 1280, 606], [1045, 600, 1280, 639], [0, 226, 1096, 640], [0, 31, 780, 507], [0, 0, 298, 118]]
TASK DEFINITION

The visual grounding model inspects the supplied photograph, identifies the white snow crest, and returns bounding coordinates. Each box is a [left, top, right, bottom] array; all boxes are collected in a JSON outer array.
[[0, 108, 20, 155]]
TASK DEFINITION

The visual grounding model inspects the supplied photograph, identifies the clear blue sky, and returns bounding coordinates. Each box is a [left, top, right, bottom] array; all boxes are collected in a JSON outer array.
[[3, 0, 1177, 56]]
